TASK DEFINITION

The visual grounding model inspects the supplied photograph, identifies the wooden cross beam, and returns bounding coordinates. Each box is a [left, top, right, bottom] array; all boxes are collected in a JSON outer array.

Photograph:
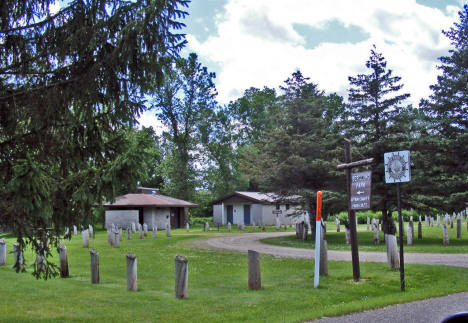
[[336, 139, 374, 282]]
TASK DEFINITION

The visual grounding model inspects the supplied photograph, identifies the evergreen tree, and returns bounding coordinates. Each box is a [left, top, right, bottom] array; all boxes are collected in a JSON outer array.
[[346, 46, 411, 234], [418, 5, 468, 212], [242, 71, 345, 235], [0, 0, 188, 277]]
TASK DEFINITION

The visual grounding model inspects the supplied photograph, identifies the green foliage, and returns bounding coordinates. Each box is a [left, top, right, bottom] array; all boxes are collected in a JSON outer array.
[[416, 5, 468, 213], [189, 190, 214, 218], [189, 216, 213, 226], [0, 0, 188, 278], [152, 53, 217, 201]]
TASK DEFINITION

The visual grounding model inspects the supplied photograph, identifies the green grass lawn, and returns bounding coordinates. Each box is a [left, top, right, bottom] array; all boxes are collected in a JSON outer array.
[[262, 223, 468, 253], [1, 228, 468, 322]]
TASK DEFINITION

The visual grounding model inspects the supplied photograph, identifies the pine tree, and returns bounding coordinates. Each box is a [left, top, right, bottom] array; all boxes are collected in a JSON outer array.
[[418, 5, 468, 212], [0, 0, 188, 278], [346, 46, 411, 234]]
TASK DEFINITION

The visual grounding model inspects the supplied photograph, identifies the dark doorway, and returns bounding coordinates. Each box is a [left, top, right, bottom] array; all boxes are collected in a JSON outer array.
[[138, 208, 144, 225], [171, 207, 183, 228], [244, 205, 251, 224], [227, 205, 233, 224]]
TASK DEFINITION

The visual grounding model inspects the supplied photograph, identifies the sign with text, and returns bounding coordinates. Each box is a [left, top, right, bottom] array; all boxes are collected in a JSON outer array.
[[272, 210, 282, 214], [384, 150, 411, 183], [350, 171, 372, 210]]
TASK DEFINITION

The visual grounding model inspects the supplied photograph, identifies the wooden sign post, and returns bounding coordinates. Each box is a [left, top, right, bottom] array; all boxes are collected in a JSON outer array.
[[337, 139, 374, 282], [385, 150, 411, 292]]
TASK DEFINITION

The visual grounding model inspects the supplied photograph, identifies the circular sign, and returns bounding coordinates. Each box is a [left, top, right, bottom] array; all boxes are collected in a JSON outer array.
[[386, 154, 408, 181]]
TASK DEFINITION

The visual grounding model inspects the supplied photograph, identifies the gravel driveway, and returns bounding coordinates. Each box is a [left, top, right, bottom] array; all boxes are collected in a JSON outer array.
[[203, 232, 468, 267]]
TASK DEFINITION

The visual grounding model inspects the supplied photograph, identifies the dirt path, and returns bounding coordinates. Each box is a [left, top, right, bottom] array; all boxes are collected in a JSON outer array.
[[202, 232, 468, 268]]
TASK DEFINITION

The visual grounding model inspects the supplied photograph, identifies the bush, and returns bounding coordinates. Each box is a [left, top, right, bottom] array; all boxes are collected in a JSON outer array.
[[189, 216, 212, 227]]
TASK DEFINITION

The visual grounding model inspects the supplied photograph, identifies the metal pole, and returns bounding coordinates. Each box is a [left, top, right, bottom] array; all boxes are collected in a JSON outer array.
[[344, 139, 360, 281], [396, 182, 405, 291]]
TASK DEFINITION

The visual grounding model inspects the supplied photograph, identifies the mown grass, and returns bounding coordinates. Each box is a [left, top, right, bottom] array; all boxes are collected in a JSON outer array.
[[262, 223, 468, 253], [1, 228, 468, 322]]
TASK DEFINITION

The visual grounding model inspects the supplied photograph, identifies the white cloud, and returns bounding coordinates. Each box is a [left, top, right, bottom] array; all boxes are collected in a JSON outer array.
[[186, 0, 460, 106]]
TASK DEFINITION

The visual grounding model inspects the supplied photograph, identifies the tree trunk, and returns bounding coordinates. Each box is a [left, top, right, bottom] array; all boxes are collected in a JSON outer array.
[[174, 255, 188, 298], [457, 217, 461, 239], [58, 245, 69, 278], [90, 249, 100, 284], [126, 253, 137, 291], [13, 242, 24, 271], [248, 250, 261, 290], [385, 234, 399, 269]]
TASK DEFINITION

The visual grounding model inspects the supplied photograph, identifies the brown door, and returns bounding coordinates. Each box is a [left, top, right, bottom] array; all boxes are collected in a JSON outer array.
[[170, 208, 181, 228]]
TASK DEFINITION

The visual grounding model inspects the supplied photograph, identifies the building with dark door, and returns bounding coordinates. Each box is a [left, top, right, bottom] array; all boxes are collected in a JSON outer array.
[[102, 187, 198, 229], [210, 191, 306, 226]]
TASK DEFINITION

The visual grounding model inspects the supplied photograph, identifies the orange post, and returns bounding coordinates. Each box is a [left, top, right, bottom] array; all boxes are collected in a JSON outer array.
[[316, 191, 322, 221]]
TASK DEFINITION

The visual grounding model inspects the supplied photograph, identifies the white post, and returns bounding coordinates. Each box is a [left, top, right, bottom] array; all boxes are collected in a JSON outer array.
[[228, 222, 231, 232], [276, 215, 281, 230], [186, 222, 190, 232], [314, 218, 321, 288]]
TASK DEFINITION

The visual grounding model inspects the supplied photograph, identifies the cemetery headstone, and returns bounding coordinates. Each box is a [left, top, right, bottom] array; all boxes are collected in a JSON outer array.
[[442, 223, 450, 246], [153, 226, 157, 238], [228, 222, 231, 232], [73, 225, 77, 235], [372, 219, 379, 244], [89, 225, 93, 238], [344, 226, 350, 244], [126, 253, 137, 291], [336, 218, 340, 232], [248, 250, 261, 290], [457, 215, 461, 239], [418, 219, 422, 239], [166, 223, 171, 237], [175, 255, 188, 298], [276, 215, 281, 230], [113, 231, 120, 248], [58, 245, 69, 278], [186, 222, 190, 232], [126, 227, 130, 240], [36, 252, 46, 273], [366, 217, 370, 231], [82, 229, 89, 248], [252, 221, 256, 232], [0, 238, 6, 266], [143, 224, 148, 237], [385, 234, 399, 269], [437, 215, 440, 227], [131, 222, 136, 233], [90, 249, 100, 284], [407, 222, 413, 246]]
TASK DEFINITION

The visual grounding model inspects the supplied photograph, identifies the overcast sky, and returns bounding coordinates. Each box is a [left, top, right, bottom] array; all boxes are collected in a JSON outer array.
[[139, 0, 466, 129]]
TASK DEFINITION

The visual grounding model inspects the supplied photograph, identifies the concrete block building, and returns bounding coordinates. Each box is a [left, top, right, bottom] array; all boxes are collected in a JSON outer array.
[[210, 191, 307, 226], [102, 187, 197, 229]]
